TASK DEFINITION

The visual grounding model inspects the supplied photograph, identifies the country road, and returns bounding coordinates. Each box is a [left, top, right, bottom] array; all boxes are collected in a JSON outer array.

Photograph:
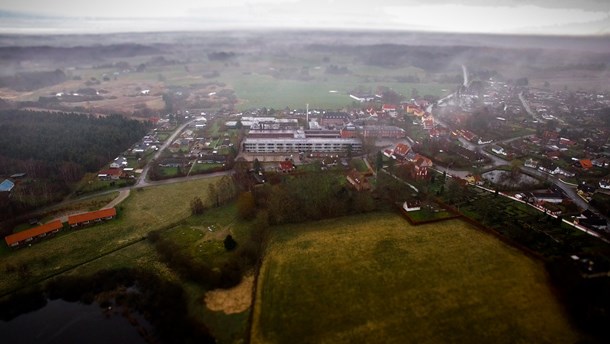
[[136, 119, 195, 188]]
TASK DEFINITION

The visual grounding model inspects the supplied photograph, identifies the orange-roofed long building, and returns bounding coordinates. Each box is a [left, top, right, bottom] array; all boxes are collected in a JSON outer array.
[[68, 208, 117, 227], [5, 220, 63, 248]]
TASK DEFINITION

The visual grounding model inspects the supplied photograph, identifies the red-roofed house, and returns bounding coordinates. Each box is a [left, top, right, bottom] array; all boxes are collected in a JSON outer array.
[[278, 160, 295, 173], [98, 168, 122, 180], [393, 143, 411, 159], [382, 104, 397, 117], [5, 220, 63, 248], [346, 169, 371, 191], [579, 159, 593, 170], [68, 208, 117, 227], [423, 116, 435, 130]]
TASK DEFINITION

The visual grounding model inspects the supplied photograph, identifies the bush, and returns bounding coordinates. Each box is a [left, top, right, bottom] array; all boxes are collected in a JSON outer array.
[[223, 234, 238, 251], [190, 196, 205, 215]]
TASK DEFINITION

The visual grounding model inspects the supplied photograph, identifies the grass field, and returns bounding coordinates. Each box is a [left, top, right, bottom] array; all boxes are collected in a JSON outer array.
[[0, 177, 224, 296], [252, 212, 585, 344]]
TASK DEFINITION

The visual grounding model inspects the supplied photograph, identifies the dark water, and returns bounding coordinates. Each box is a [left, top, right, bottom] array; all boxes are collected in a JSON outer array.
[[0, 299, 149, 344]]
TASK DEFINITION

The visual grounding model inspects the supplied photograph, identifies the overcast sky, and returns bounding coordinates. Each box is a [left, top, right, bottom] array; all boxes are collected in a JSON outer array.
[[1, 0, 609, 35]]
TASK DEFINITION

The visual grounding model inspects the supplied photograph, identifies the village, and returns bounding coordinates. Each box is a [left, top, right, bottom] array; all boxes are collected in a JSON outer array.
[[3, 70, 609, 252]]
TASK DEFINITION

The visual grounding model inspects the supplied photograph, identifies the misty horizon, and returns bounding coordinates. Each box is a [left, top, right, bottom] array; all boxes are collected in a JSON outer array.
[[0, 0, 609, 36]]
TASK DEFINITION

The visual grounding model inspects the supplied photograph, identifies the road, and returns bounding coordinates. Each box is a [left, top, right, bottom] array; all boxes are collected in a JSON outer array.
[[136, 119, 195, 188], [518, 91, 543, 123]]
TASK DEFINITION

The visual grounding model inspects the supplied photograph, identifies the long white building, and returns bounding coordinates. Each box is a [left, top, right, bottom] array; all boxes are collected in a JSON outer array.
[[242, 130, 361, 153]]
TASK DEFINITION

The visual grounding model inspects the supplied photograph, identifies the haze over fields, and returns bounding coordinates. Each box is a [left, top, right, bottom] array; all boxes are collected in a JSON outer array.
[[0, 0, 609, 35]]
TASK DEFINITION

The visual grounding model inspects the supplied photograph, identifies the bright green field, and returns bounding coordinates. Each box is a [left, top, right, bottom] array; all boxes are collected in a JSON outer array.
[[252, 212, 585, 344]]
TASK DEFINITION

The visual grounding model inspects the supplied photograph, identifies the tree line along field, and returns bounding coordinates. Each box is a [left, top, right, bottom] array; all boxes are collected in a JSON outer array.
[[252, 212, 587, 343]]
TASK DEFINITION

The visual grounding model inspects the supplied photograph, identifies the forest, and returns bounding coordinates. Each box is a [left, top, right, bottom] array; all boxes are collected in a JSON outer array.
[[0, 110, 149, 215]]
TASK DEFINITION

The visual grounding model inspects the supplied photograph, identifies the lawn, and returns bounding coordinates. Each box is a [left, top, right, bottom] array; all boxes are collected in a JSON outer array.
[[0, 177, 226, 296], [252, 212, 585, 344]]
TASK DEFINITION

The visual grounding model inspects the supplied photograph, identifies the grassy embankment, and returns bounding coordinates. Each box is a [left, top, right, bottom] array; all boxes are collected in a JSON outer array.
[[252, 212, 586, 344]]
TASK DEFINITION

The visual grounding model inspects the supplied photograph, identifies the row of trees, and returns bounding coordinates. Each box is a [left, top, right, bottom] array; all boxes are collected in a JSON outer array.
[[237, 173, 377, 226]]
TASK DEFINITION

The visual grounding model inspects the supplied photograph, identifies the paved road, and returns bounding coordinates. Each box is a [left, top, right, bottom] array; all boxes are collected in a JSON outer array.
[[136, 119, 195, 188], [519, 91, 544, 123]]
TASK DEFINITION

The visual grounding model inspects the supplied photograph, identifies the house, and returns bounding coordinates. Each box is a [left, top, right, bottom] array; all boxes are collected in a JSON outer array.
[[98, 168, 122, 180], [406, 155, 433, 180], [422, 116, 435, 130], [68, 208, 117, 227], [349, 94, 375, 102], [383, 149, 393, 158], [465, 174, 484, 186], [110, 156, 128, 169], [578, 182, 597, 194], [592, 157, 610, 168], [403, 200, 421, 212], [382, 104, 397, 117], [546, 151, 560, 160], [524, 158, 538, 168], [538, 164, 557, 174], [0, 179, 15, 193], [393, 143, 411, 159], [553, 167, 575, 178], [579, 159, 593, 170], [320, 112, 350, 128], [530, 190, 564, 204], [491, 145, 507, 156], [575, 210, 608, 231], [278, 160, 295, 173], [457, 129, 477, 142], [4, 220, 63, 248], [346, 169, 370, 191]]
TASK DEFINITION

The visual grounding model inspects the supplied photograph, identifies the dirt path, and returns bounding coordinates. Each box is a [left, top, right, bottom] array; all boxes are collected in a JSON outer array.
[[102, 189, 131, 209]]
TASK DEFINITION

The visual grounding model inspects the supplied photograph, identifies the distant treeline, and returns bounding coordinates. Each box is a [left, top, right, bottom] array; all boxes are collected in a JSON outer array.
[[0, 69, 67, 92], [0, 44, 160, 65]]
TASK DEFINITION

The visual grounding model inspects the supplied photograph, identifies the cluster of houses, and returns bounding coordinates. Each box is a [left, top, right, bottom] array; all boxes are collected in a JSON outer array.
[[384, 143, 434, 179], [98, 156, 137, 181], [4, 208, 116, 248]]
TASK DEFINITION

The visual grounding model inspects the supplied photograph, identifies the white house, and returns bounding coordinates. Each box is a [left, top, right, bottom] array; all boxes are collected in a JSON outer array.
[[110, 156, 128, 169], [491, 145, 507, 156], [403, 201, 421, 212]]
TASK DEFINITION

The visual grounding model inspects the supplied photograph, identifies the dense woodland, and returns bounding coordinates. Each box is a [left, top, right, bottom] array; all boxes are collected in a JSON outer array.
[[0, 110, 149, 215]]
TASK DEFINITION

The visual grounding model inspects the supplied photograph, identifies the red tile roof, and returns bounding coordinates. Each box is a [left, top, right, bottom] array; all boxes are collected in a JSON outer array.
[[5, 220, 63, 246], [279, 161, 294, 171], [68, 208, 117, 226], [99, 168, 122, 176], [394, 143, 410, 157], [580, 159, 593, 169]]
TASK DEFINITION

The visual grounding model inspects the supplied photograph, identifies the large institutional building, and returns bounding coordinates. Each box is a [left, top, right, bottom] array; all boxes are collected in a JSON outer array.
[[242, 129, 362, 154]]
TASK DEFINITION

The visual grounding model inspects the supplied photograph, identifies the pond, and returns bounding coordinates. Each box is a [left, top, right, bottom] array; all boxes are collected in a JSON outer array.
[[482, 169, 539, 187], [0, 299, 150, 344]]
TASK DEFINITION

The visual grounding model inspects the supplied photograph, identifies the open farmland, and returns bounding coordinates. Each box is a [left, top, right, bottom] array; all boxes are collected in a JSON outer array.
[[252, 212, 586, 343]]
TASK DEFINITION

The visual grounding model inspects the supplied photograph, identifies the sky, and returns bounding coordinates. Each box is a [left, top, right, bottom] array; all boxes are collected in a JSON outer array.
[[0, 0, 609, 35]]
